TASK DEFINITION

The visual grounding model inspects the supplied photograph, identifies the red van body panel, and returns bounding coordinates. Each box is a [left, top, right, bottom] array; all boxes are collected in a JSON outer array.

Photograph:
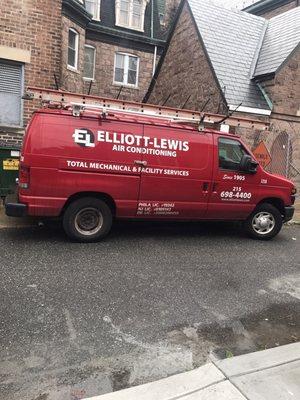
[[16, 109, 295, 221]]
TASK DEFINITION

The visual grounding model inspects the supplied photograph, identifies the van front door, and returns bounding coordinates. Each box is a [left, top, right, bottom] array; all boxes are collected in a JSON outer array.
[[137, 125, 213, 219], [207, 136, 261, 220]]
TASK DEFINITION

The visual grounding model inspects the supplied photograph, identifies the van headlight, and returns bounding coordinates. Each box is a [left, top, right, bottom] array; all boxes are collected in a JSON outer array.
[[291, 187, 297, 195]]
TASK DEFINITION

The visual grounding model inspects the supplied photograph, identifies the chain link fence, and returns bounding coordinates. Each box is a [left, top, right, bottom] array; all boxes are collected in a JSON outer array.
[[238, 122, 300, 186]]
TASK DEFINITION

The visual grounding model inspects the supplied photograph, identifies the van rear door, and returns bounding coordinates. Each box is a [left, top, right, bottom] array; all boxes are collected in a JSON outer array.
[[137, 125, 213, 218]]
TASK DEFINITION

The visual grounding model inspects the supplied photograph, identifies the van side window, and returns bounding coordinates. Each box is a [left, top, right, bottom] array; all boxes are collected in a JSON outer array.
[[218, 138, 248, 171]]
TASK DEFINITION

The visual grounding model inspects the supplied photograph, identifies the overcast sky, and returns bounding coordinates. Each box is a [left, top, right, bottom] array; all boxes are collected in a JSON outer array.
[[211, 0, 258, 10]]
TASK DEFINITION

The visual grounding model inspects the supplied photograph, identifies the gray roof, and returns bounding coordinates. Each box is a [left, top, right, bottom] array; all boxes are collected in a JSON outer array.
[[254, 7, 300, 77], [188, 0, 269, 110]]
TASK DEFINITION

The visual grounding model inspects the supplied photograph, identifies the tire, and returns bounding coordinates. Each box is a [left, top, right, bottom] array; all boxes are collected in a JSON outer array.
[[63, 197, 113, 242], [244, 203, 283, 240]]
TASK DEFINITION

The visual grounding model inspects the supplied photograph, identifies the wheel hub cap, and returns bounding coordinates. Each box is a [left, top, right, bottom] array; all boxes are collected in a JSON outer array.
[[75, 208, 103, 236], [252, 212, 275, 235]]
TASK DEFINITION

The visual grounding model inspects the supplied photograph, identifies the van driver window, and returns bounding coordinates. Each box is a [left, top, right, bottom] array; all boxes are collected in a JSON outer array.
[[219, 137, 248, 171]]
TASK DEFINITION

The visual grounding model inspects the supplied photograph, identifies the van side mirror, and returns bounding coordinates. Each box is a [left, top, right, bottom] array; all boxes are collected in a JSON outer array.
[[239, 155, 259, 174]]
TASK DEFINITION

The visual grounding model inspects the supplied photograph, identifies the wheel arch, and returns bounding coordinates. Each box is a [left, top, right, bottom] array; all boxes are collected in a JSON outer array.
[[61, 191, 116, 216], [256, 197, 285, 216]]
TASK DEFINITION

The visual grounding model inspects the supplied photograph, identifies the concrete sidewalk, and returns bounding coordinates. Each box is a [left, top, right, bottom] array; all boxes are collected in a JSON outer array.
[[84, 343, 300, 400]]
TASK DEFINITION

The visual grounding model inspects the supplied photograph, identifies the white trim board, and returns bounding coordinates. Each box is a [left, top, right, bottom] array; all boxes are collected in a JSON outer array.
[[229, 105, 271, 116]]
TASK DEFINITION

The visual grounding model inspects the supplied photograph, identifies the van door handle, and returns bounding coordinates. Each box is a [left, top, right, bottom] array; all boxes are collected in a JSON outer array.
[[134, 160, 147, 166], [202, 182, 209, 192]]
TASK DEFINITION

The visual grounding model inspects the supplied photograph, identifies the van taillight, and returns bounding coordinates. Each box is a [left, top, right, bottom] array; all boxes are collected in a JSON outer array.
[[19, 165, 30, 189]]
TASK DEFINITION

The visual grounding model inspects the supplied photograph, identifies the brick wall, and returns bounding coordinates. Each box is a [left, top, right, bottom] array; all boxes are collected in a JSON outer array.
[[0, 0, 62, 145], [147, 2, 227, 113]]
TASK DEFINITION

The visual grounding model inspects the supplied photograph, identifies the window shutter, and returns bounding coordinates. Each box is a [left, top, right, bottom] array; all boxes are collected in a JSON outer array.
[[0, 61, 23, 127]]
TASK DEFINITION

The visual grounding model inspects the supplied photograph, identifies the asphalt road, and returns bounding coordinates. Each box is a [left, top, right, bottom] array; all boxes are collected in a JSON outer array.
[[0, 221, 299, 400]]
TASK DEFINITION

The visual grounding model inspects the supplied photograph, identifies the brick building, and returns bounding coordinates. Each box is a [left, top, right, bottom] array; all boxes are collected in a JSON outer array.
[[0, 0, 176, 146], [144, 0, 300, 185], [0, 0, 62, 145]]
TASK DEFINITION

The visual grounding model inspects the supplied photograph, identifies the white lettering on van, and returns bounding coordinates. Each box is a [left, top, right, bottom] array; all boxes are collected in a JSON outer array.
[[67, 160, 88, 168], [73, 129, 95, 147], [95, 130, 189, 154], [73, 129, 190, 157]]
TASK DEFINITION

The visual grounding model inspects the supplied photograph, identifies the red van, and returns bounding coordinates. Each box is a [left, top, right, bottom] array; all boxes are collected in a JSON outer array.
[[5, 104, 296, 242]]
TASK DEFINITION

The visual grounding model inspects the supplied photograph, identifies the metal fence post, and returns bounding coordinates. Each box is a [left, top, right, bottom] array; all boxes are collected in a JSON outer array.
[[285, 133, 291, 178]]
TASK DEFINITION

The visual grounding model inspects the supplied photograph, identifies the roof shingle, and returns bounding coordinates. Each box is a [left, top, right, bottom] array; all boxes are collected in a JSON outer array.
[[254, 7, 300, 77], [188, 0, 270, 110]]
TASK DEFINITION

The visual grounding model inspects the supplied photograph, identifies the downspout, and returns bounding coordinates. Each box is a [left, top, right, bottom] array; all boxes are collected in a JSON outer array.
[[151, 0, 157, 76], [152, 45, 157, 76]]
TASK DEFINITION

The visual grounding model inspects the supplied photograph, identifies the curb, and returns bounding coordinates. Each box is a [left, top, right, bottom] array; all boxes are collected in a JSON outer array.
[[288, 220, 300, 225], [83, 343, 300, 400], [83, 363, 243, 400]]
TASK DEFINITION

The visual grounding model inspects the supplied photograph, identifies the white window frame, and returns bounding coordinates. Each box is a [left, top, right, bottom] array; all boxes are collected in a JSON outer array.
[[67, 28, 79, 71], [113, 52, 140, 88], [115, 0, 147, 32], [85, 0, 101, 21], [83, 44, 96, 80]]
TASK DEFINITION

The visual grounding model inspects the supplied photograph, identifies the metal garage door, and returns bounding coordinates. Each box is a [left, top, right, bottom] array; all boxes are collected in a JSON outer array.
[[0, 61, 23, 127]]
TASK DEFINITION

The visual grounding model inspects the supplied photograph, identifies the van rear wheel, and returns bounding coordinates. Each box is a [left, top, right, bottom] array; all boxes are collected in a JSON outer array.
[[63, 197, 112, 242], [244, 203, 282, 240]]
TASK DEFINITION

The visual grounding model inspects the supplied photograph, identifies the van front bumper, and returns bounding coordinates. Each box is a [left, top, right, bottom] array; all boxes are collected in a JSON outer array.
[[284, 206, 294, 222], [5, 194, 27, 217]]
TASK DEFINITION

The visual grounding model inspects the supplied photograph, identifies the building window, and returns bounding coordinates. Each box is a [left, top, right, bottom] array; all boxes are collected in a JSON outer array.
[[115, 0, 146, 31], [114, 53, 139, 87], [68, 28, 79, 70], [0, 61, 23, 127], [85, 0, 101, 20], [83, 45, 96, 80]]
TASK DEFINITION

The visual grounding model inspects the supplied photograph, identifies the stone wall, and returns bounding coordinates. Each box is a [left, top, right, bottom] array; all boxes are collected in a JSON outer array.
[[161, 0, 181, 36], [60, 16, 158, 102], [60, 16, 87, 94], [83, 40, 157, 102], [147, 2, 227, 113], [260, 47, 300, 116]]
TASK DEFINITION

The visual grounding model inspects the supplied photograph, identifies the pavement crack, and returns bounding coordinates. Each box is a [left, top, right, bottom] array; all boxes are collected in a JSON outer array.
[[64, 309, 78, 347]]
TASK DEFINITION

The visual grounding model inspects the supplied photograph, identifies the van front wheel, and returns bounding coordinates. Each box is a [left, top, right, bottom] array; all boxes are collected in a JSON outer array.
[[63, 197, 112, 242], [244, 203, 282, 240]]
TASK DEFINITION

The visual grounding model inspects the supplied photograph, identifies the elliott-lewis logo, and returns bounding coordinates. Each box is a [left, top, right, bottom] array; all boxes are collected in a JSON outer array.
[[72, 128, 190, 158], [73, 128, 95, 147]]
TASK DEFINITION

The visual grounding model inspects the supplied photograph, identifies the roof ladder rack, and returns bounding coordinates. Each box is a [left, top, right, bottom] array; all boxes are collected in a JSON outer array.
[[25, 86, 270, 131]]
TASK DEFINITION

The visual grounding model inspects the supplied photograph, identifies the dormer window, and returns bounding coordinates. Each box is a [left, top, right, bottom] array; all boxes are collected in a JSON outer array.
[[115, 0, 147, 31], [85, 0, 101, 20]]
